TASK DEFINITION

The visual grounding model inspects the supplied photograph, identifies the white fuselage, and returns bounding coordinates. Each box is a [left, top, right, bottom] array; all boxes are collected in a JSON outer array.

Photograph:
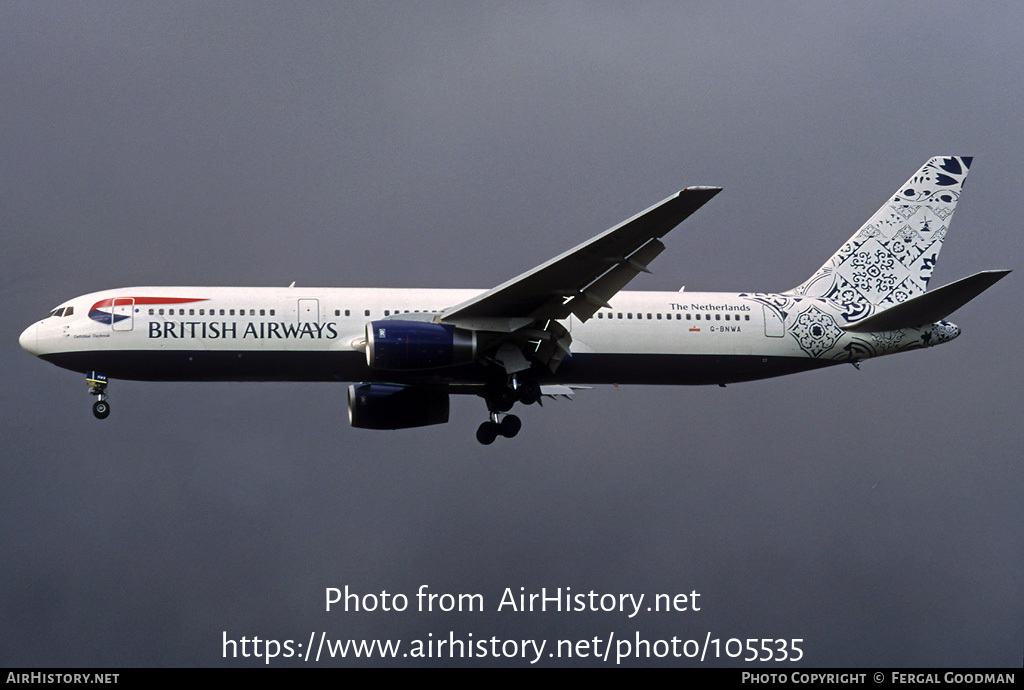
[[21, 285, 925, 387]]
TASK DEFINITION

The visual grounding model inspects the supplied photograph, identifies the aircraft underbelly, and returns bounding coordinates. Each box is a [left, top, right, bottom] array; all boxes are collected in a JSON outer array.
[[40, 348, 835, 386]]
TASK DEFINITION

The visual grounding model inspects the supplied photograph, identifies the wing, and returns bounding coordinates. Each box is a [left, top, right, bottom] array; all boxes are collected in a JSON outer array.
[[439, 186, 721, 332]]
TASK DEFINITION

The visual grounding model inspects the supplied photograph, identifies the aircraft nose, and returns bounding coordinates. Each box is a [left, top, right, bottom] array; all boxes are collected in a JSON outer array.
[[19, 323, 39, 356]]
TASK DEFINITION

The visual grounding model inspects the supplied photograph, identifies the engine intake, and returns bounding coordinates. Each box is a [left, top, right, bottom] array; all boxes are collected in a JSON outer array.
[[365, 320, 476, 370], [347, 383, 449, 429]]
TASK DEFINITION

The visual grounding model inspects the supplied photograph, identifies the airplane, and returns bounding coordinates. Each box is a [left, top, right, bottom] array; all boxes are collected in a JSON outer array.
[[19, 156, 1009, 444]]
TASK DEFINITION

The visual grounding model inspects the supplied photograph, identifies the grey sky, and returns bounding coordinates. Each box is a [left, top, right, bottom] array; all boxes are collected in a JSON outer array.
[[2, 2, 1021, 666]]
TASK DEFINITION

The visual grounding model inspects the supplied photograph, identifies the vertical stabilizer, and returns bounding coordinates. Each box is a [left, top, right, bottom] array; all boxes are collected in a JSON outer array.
[[789, 156, 972, 322]]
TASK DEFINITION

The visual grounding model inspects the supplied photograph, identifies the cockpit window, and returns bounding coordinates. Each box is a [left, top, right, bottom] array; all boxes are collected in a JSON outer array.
[[64, 306, 73, 316], [47, 306, 74, 318]]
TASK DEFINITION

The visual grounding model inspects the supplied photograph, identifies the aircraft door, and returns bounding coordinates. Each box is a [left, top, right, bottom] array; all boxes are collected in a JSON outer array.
[[762, 305, 785, 337], [112, 298, 134, 331], [298, 299, 319, 324]]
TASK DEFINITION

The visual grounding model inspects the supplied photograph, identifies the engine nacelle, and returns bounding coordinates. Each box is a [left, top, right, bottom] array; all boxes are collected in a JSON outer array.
[[365, 320, 476, 370], [347, 383, 449, 429]]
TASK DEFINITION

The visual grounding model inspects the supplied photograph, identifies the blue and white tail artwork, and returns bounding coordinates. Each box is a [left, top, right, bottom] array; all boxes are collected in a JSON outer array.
[[791, 156, 972, 321], [743, 157, 1008, 362]]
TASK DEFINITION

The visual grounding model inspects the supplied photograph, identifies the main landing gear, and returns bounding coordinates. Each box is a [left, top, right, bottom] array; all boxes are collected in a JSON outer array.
[[476, 375, 540, 444], [87, 371, 110, 419], [476, 412, 521, 445]]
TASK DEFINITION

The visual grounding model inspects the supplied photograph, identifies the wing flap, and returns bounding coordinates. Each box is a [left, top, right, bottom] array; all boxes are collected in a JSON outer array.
[[539, 384, 590, 400], [572, 238, 667, 321]]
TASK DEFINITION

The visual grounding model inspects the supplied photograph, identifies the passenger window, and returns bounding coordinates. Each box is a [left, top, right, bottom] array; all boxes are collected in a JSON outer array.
[[260, 309, 265, 316], [364, 309, 370, 317], [656, 313, 662, 320], [345, 309, 350, 316], [715, 314, 721, 320]]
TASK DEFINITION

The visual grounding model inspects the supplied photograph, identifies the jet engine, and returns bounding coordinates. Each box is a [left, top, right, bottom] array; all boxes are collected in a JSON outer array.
[[365, 320, 476, 370], [347, 383, 449, 429]]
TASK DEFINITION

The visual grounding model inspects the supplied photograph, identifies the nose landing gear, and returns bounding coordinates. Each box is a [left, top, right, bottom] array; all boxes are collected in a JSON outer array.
[[87, 371, 110, 419]]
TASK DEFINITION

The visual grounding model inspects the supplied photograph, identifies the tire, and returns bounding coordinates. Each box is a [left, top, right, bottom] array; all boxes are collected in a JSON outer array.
[[517, 381, 541, 405], [92, 400, 110, 420], [476, 421, 498, 445], [487, 386, 516, 413], [499, 414, 522, 438]]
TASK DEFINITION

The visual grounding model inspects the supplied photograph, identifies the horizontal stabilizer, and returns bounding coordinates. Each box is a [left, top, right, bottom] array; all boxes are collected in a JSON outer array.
[[842, 269, 1010, 332]]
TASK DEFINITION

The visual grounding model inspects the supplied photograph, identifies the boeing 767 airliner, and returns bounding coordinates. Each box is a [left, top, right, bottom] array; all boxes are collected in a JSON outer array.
[[19, 157, 1008, 443]]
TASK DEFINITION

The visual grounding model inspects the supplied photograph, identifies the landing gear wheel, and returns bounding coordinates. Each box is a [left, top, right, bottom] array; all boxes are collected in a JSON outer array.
[[92, 400, 110, 420], [476, 421, 499, 445], [487, 386, 516, 413], [499, 414, 522, 438], [86, 371, 110, 420], [516, 381, 541, 405]]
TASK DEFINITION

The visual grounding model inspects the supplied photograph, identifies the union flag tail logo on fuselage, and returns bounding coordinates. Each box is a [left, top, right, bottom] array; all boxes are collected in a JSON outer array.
[[88, 297, 208, 325]]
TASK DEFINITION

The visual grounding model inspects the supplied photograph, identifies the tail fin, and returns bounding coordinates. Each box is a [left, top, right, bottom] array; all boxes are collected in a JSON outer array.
[[789, 156, 973, 322]]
